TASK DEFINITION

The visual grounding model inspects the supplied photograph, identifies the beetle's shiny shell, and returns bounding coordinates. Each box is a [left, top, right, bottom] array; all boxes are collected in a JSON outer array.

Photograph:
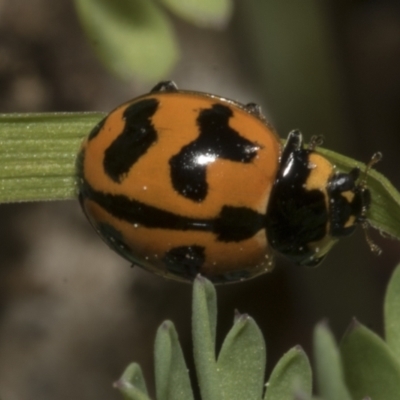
[[78, 89, 281, 283]]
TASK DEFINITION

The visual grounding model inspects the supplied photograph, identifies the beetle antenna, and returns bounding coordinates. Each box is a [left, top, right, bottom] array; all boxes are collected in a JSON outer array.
[[360, 152, 382, 189], [308, 135, 324, 151], [362, 221, 382, 255], [359, 151, 383, 255]]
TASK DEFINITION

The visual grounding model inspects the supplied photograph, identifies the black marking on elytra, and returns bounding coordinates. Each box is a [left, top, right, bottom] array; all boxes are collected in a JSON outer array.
[[88, 117, 107, 141], [214, 206, 265, 242], [103, 98, 159, 183], [169, 103, 259, 202], [266, 131, 328, 266], [80, 180, 265, 242], [163, 245, 205, 280]]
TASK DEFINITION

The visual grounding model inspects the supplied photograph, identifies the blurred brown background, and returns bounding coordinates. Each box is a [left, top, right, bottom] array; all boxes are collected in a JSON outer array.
[[0, 0, 399, 399]]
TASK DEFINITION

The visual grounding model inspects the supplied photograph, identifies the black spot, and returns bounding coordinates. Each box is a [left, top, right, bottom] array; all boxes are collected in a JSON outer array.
[[103, 98, 159, 182], [163, 245, 205, 280], [214, 205, 265, 242], [88, 117, 106, 141], [169, 103, 259, 202]]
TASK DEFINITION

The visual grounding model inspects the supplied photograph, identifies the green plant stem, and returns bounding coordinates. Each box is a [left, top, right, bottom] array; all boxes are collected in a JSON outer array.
[[0, 112, 104, 202]]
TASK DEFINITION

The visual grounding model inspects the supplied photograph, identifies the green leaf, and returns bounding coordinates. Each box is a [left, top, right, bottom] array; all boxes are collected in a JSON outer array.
[[192, 275, 220, 400], [264, 346, 312, 400], [114, 363, 151, 400], [217, 312, 266, 400], [340, 320, 400, 400], [317, 146, 400, 241], [313, 322, 352, 400], [0, 112, 103, 203], [160, 0, 233, 28], [154, 320, 194, 400], [74, 0, 178, 81], [385, 264, 400, 361]]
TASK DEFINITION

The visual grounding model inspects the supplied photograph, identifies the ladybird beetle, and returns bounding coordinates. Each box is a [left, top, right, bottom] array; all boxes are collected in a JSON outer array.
[[77, 81, 373, 283]]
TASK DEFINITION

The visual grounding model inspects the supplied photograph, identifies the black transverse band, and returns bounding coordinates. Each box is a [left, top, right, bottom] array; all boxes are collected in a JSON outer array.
[[80, 181, 265, 243]]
